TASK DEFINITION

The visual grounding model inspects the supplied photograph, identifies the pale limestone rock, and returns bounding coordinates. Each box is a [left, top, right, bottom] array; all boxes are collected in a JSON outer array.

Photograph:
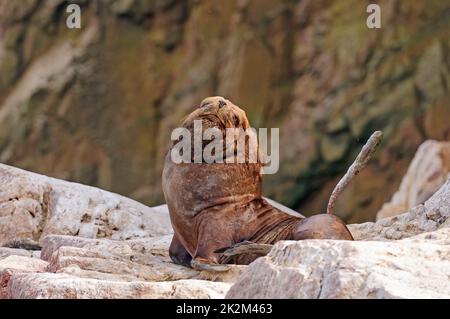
[[6, 273, 231, 299], [348, 178, 450, 241], [40, 235, 107, 261], [56, 265, 146, 282], [402, 227, 450, 245], [125, 234, 172, 257], [0, 255, 48, 274], [40, 234, 172, 261], [0, 255, 48, 299], [0, 163, 172, 246], [47, 246, 198, 282], [41, 235, 245, 284], [226, 239, 450, 299], [0, 247, 39, 260], [377, 141, 450, 220]]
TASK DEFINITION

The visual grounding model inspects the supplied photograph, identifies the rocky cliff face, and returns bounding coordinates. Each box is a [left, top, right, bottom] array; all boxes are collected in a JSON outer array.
[[1, 0, 450, 222]]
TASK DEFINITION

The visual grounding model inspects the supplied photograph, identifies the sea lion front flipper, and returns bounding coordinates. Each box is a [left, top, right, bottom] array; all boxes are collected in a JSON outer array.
[[169, 233, 192, 267], [189, 212, 236, 271]]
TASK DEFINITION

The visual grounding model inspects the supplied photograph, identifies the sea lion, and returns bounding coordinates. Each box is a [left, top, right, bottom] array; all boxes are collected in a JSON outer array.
[[162, 96, 357, 271]]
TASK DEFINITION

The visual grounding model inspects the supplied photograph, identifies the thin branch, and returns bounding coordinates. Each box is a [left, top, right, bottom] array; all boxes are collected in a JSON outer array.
[[327, 131, 383, 215]]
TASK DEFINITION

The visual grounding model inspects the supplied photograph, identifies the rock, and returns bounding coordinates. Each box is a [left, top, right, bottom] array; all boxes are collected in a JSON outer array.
[[0, 255, 48, 273], [40, 234, 246, 284], [0, 255, 48, 299], [125, 234, 173, 257], [0, 247, 40, 260], [402, 227, 450, 245], [5, 273, 231, 299], [47, 246, 198, 282], [377, 141, 450, 220], [40, 234, 173, 261], [0, 164, 172, 246], [226, 239, 450, 299], [348, 177, 450, 241]]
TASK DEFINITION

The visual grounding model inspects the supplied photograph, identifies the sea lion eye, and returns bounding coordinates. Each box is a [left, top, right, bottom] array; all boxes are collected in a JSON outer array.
[[200, 102, 210, 108], [218, 100, 227, 108]]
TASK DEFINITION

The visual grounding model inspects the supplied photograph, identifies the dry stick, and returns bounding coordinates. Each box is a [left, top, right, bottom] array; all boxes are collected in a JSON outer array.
[[326, 130, 383, 215]]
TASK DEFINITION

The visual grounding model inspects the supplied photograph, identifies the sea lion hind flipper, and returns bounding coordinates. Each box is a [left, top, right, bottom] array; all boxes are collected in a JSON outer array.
[[214, 241, 273, 257]]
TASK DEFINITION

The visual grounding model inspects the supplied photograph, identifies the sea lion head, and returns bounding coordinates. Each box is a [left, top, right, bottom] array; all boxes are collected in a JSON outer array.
[[182, 96, 250, 130]]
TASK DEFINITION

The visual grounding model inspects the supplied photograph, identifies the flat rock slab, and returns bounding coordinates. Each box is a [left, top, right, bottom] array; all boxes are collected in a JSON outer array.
[[40, 234, 172, 261], [0, 247, 40, 260], [40, 234, 246, 284], [0, 255, 49, 299], [0, 255, 48, 273], [0, 163, 173, 245], [6, 273, 231, 299], [226, 239, 450, 299]]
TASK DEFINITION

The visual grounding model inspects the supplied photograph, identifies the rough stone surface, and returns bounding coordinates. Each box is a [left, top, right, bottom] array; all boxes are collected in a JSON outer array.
[[226, 239, 450, 299], [0, 255, 48, 273], [6, 273, 231, 299], [40, 234, 173, 261], [376, 141, 450, 220], [0, 247, 40, 260], [348, 177, 450, 241], [43, 235, 245, 283], [46, 246, 199, 282], [0, 255, 48, 299], [0, 163, 173, 245]]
